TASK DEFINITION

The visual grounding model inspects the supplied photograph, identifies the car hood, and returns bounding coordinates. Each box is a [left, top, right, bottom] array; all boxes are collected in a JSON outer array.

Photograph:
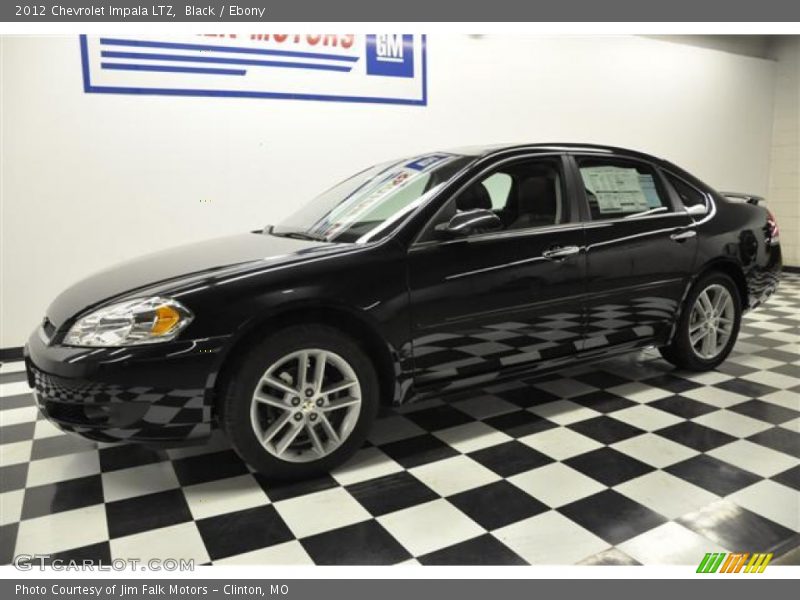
[[46, 231, 346, 328]]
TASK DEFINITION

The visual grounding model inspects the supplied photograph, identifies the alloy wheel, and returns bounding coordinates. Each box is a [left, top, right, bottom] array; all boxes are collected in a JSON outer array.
[[250, 349, 362, 463], [688, 284, 735, 360]]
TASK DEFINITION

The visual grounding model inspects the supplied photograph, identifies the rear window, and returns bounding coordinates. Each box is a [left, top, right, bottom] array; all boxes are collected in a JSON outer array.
[[664, 172, 707, 209]]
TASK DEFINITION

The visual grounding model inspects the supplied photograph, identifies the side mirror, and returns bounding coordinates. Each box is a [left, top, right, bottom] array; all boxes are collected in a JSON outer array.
[[686, 204, 709, 217], [435, 209, 502, 238]]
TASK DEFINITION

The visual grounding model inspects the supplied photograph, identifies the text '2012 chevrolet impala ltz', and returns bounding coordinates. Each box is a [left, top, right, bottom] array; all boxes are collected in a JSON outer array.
[[25, 144, 782, 479]]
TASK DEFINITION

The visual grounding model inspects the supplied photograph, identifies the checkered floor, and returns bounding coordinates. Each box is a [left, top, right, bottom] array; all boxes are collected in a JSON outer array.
[[2, 275, 799, 566]]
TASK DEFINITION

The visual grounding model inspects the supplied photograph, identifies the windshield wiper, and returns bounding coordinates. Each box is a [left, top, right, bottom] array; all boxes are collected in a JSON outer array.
[[271, 229, 327, 242], [623, 206, 669, 219]]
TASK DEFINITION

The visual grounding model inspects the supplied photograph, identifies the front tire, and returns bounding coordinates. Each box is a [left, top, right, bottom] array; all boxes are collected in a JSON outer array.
[[220, 325, 379, 479], [659, 272, 742, 371]]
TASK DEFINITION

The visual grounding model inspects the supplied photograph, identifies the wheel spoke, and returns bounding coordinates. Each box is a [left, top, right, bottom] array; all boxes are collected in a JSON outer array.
[[719, 295, 732, 317], [689, 320, 705, 333], [263, 376, 297, 396], [691, 328, 710, 346], [691, 304, 707, 326], [254, 392, 290, 410], [262, 411, 292, 444], [274, 420, 304, 456], [697, 291, 713, 317], [306, 424, 326, 456], [704, 328, 717, 356], [712, 289, 726, 313], [297, 352, 309, 391], [322, 396, 361, 412], [312, 351, 327, 394], [322, 380, 358, 396], [319, 413, 340, 444]]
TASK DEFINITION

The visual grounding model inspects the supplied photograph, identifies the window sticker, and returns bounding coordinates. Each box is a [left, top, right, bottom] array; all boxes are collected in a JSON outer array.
[[638, 174, 663, 208], [311, 169, 414, 238], [581, 166, 650, 213]]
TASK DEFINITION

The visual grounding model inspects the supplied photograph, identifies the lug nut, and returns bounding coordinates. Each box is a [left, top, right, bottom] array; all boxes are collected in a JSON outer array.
[[316, 399, 324, 407], [309, 414, 318, 422], [291, 397, 301, 406], [305, 388, 314, 397], [294, 413, 303, 421]]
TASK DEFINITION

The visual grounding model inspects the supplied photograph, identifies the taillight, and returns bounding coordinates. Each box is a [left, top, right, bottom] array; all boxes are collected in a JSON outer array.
[[766, 208, 780, 245]]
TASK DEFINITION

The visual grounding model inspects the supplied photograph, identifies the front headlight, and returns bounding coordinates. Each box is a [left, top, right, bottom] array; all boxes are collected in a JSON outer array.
[[63, 297, 194, 347]]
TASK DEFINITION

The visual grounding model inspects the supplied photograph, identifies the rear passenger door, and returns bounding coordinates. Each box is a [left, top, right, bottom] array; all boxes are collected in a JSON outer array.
[[570, 153, 698, 351]]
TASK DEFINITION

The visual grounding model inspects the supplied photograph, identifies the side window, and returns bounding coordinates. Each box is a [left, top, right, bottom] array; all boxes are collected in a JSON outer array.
[[577, 158, 671, 220], [482, 172, 513, 210], [419, 157, 567, 242], [664, 172, 707, 209]]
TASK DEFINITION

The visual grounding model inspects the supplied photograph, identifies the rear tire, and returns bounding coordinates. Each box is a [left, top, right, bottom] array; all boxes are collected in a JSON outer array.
[[659, 272, 742, 371], [219, 325, 379, 480]]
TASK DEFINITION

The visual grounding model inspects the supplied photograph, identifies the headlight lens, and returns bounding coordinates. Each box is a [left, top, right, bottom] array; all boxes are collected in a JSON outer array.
[[63, 297, 193, 347]]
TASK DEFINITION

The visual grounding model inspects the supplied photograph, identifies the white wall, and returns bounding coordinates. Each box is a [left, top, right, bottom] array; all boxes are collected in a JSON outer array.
[[0, 34, 779, 348], [766, 37, 800, 269]]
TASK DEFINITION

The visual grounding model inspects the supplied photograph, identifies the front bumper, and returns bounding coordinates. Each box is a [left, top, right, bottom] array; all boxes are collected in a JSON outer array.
[[25, 326, 230, 444]]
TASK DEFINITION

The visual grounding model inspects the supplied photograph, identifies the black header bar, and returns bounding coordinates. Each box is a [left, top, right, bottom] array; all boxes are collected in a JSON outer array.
[[3, 0, 800, 22]]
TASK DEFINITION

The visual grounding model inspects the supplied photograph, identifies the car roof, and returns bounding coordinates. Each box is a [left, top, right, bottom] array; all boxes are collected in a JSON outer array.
[[442, 143, 712, 193], [446, 142, 666, 164]]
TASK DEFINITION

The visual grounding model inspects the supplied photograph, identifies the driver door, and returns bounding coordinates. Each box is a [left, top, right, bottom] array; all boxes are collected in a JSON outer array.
[[407, 154, 586, 390]]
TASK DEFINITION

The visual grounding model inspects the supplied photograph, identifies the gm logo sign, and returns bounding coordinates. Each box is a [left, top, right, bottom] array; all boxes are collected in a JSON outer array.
[[366, 35, 414, 78], [82, 34, 427, 106]]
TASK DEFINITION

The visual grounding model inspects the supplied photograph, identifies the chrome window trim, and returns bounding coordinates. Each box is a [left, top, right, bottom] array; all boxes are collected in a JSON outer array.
[[410, 209, 694, 252], [577, 211, 691, 227], [410, 220, 586, 251]]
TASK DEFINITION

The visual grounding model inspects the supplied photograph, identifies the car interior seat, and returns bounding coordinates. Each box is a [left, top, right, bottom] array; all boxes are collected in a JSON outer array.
[[508, 176, 558, 229], [456, 182, 492, 212]]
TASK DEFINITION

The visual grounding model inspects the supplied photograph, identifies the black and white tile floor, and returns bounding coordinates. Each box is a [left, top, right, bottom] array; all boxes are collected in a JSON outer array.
[[1, 275, 799, 566]]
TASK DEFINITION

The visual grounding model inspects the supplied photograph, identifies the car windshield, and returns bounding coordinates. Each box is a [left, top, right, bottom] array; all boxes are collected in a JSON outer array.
[[271, 153, 473, 243]]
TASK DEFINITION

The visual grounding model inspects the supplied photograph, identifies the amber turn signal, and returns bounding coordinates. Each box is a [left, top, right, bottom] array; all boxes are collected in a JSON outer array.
[[151, 305, 181, 336]]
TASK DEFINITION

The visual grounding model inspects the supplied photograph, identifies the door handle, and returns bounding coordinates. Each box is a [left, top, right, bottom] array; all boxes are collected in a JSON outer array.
[[542, 245, 580, 260], [670, 229, 697, 242]]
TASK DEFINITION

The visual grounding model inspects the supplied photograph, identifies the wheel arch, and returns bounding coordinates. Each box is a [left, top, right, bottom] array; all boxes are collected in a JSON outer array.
[[666, 258, 749, 347], [210, 303, 401, 417], [693, 258, 750, 309]]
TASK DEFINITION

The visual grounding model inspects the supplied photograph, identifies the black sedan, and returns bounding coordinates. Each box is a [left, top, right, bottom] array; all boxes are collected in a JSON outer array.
[[25, 144, 782, 478]]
